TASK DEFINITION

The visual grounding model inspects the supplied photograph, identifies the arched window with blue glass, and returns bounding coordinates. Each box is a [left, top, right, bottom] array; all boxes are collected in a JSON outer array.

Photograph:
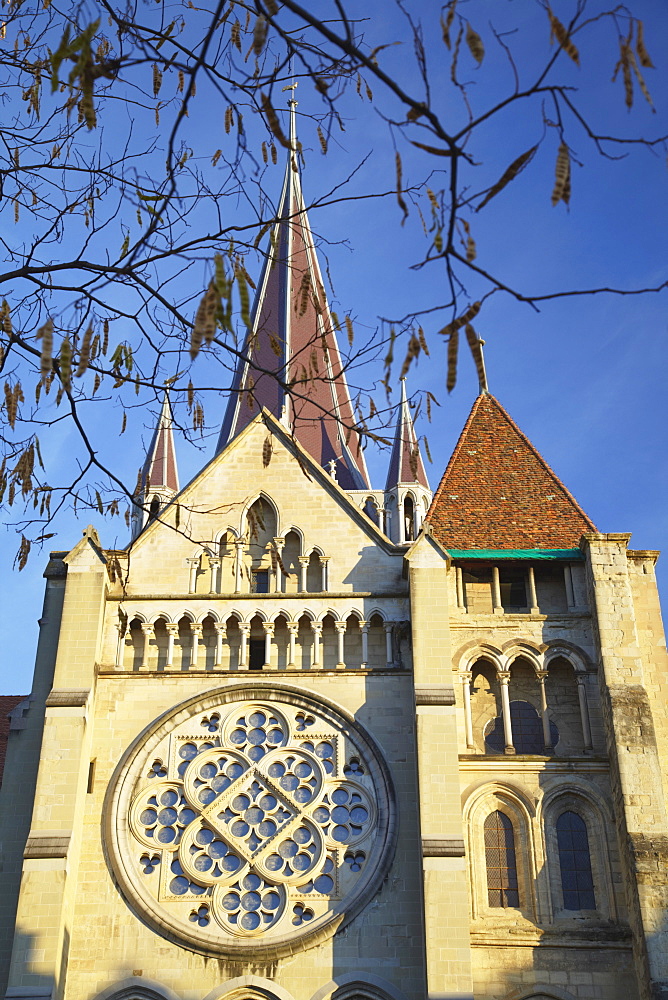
[[556, 810, 596, 910]]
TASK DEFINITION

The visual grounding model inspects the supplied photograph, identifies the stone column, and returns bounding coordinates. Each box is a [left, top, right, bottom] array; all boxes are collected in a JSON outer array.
[[287, 622, 298, 667], [498, 671, 515, 753], [527, 565, 539, 613], [239, 622, 250, 669], [461, 670, 474, 749], [299, 557, 309, 593], [492, 565, 503, 613], [384, 622, 394, 667], [209, 556, 221, 594], [273, 538, 284, 592], [140, 623, 154, 670], [455, 565, 464, 609], [115, 622, 126, 669], [360, 621, 369, 668], [186, 556, 199, 594], [321, 556, 329, 592], [190, 623, 203, 669], [214, 623, 225, 668], [536, 669, 553, 753], [262, 623, 274, 669], [335, 621, 347, 669], [575, 671, 593, 751], [310, 621, 322, 668], [564, 563, 575, 610], [234, 541, 244, 593], [165, 623, 179, 669]]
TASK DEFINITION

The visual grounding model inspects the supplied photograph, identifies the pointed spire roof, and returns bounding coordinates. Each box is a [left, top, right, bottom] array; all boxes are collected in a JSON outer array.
[[385, 379, 430, 490], [141, 391, 179, 495], [427, 393, 596, 549], [216, 98, 370, 491]]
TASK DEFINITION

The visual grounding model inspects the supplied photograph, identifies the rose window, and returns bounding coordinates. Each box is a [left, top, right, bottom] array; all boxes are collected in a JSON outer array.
[[105, 685, 396, 959]]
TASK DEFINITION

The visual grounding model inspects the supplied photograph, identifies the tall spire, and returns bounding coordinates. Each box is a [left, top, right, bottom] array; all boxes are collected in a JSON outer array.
[[132, 390, 179, 539], [385, 379, 430, 491], [216, 92, 371, 491]]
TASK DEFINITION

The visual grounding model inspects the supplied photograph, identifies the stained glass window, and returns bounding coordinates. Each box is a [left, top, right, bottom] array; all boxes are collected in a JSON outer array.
[[556, 811, 596, 910], [484, 810, 519, 907]]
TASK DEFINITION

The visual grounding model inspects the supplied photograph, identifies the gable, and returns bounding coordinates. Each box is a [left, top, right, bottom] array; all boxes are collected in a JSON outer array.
[[427, 393, 596, 550], [126, 412, 403, 596]]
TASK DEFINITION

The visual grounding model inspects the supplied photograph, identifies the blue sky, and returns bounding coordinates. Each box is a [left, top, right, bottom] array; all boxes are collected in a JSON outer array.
[[1, 0, 667, 694]]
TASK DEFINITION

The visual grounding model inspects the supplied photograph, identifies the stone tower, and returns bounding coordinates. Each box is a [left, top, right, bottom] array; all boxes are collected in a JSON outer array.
[[1, 114, 668, 1000]]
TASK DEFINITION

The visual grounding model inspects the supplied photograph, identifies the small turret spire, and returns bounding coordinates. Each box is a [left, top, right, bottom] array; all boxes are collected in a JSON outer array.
[[132, 390, 179, 539], [385, 378, 430, 491], [216, 88, 370, 490]]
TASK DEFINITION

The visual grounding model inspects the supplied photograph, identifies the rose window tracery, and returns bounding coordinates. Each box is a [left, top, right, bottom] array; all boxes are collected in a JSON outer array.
[[106, 686, 396, 959]]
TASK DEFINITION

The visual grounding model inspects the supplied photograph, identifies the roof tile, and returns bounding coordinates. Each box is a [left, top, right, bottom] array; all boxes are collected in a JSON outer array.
[[427, 393, 596, 549]]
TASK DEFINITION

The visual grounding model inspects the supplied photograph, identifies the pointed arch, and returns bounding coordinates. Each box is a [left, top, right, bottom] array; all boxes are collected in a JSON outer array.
[[463, 781, 538, 922], [281, 524, 304, 546], [203, 978, 296, 1000], [196, 608, 221, 624], [222, 609, 243, 625], [309, 974, 409, 1000], [93, 978, 180, 1000], [148, 611, 171, 625], [364, 607, 387, 624], [240, 491, 280, 537], [538, 780, 617, 920], [456, 641, 504, 674], [544, 642, 591, 674]]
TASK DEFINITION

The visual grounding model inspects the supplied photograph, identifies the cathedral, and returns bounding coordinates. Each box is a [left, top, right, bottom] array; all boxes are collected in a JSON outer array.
[[1, 107, 668, 1000]]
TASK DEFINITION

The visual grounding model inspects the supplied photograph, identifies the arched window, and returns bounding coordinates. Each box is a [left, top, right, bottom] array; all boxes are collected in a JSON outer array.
[[363, 498, 379, 526], [403, 495, 414, 541], [556, 811, 596, 910], [484, 810, 519, 907]]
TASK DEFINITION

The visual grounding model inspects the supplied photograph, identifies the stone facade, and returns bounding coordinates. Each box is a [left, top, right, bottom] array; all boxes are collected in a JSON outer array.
[[1, 399, 667, 1000], [1, 129, 667, 1000]]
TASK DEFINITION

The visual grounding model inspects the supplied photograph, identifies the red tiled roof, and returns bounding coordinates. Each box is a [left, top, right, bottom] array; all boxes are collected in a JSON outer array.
[[427, 393, 596, 549], [0, 695, 26, 790]]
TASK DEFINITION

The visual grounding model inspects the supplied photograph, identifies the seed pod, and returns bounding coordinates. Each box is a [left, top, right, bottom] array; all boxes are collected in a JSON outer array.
[[551, 142, 571, 206], [37, 318, 53, 378], [465, 23, 484, 64], [547, 7, 579, 65], [252, 15, 267, 55], [636, 20, 654, 68], [76, 323, 93, 376], [477, 145, 537, 211], [447, 329, 459, 393]]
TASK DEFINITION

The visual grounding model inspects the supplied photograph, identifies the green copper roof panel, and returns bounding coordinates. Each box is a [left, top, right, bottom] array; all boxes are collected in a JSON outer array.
[[446, 548, 583, 561]]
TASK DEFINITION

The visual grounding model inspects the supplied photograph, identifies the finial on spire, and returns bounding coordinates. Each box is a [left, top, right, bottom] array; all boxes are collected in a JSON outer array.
[[282, 79, 298, 151], [471, 333, 488, 394]]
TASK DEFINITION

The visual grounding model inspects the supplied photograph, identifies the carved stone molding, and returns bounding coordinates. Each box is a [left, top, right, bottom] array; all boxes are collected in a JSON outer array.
[[414, 686, 456, 706], [24, 832, 71, 859], [421, 838, 465, 858], [45, 688, 90, 708]]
